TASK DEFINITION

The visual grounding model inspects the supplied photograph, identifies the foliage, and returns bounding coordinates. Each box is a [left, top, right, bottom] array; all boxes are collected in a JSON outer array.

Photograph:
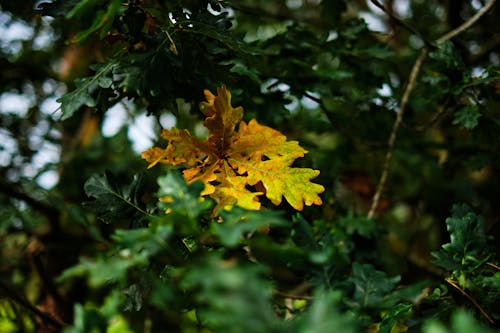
[[1, 0, 499, 332]]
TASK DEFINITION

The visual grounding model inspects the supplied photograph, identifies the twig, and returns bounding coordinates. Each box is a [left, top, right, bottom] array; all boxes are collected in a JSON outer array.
[[274, 291, 313, 300], [445, 278, 495, 324], [486, 262, 500, 271], [164, 29, 178, 55], [0, 279, 65, 330], [368, 0, 434, 49], [367, 0, 497, 219], [436, 0, 497, 44], [368, 48, 427, 219]]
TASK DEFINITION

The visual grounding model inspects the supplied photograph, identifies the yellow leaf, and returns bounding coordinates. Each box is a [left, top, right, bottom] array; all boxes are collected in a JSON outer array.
[[142, 84, 324, 214], [201, 85, 243, 155], [141, 128, 212, 168], [212, 161, 262, 211]]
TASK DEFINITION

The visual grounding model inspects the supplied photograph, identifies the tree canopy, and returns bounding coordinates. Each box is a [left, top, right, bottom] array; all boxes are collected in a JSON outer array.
[[1, 0, 499, 332]]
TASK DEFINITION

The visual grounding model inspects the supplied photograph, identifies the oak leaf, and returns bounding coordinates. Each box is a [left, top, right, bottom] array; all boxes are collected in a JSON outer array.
[[142, 85, 324, 213]]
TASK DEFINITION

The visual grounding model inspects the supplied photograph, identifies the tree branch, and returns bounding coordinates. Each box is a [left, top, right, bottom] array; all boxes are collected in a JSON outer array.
[[368, 0, 434, 49], [446, 278, 495, 324], [368, 48, 428, 219], [436, 0, 497, 44], [367, 0, 497, 219]]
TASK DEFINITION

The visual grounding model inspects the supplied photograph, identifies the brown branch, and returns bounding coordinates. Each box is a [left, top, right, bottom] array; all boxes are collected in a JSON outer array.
[[367, 0, 497, 219], [445, 278, 495, 324], [0, 279, 65, 330], [274, 291, 313, 300], [436, 0, 497, 44], [368, 48, 428, 219], [486, 262, 500, 271]]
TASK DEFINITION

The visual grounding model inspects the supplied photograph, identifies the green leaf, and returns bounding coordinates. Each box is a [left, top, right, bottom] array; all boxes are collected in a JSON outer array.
[[58, 60, 117, 119], [378, 303, 413, 333], [58, 78, 96, 120], [66, 0, 100, 19], [347, 263, 401, 310], [111, 224, 173, 255], [156, 170, 213, 219], [452, 105, 481, 130], [84, 171, 151, 224], [63, 304, 106, 333], [337, 212, 378, 238], [429, 41, 465, 71], [220, 59, 262, 83], [480, 271, 500, 289], [423, 309, 494, 333], [59, 254, 146, 288], [186, 20, 260, 57], [291, 214, 319, 251], [64, 291, 130, 333], [213, 208, 287, 247], [180, 253, 281, 333], [432, 204, 488, 274], [67, 0, 122, 42], [293, 290, 358, 333]]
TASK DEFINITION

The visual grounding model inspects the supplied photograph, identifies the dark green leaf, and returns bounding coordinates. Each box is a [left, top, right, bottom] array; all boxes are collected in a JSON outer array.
[[378, 303, 412, 333], [291, 214, 319, 251], [423, 309, 494, 333], [347, 263, 401, 310], [293, 290, 358, 333], [84, 171, 151, 224], [58, 60, 117, 119], [180, 253, 281, 333], [432, 204, 488, 274], [429, 41, 465, 71], [67, 0, 123, 42], [58, 255, 146, 288], [452, 105, 481, 130]]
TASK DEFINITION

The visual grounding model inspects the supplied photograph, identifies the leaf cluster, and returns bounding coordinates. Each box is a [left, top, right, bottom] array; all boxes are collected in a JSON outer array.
[[142, 85, 324, 213]]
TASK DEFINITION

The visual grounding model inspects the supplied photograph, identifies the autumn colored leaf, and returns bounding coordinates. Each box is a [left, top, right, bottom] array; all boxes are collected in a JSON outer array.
[[142, 85, 324, 213]]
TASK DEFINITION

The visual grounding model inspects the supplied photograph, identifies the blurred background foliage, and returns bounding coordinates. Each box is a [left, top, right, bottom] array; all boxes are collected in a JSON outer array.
[[0, 0, 499, 332]]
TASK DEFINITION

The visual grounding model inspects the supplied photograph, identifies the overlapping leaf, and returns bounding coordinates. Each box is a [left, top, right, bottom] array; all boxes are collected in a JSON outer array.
[[142, 85, 324, 213]]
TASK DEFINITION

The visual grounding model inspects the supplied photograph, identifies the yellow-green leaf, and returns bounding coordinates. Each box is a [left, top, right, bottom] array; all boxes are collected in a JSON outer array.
[[142, 85, 324, 214]]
